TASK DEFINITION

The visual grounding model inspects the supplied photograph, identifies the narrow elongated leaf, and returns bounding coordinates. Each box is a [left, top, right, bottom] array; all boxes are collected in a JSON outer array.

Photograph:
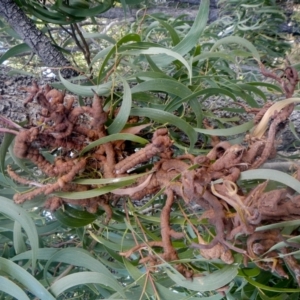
[[123, 259, 192, 300], [130, 107, 197, 149], [91, 45, 114, 65], [119, 42, 168, 52], [123, 47, 192, 83], [50, 272, 125, 297], [240, 169, 300, 193], [165, 87, 237, 112], [245, 276, 300, 292], [257, 220, 300, 232], [237, 83, 266, 102], [55, 181, 136, 199], [108, 77, 132, 134], [131, 78, 192, 99], [54, 0, 112, 18], [132, 71, 172, 81], [97, 33, 141, 82], [0, 197, 39, 271], [80, 133, 148, 155], [12, 248, 59, 261], [210, 36, 261, 62], [0, 133, 14, 174], [61, 205, 97, 220], [59, 72, 112, 96], [89, 232, 123, 251], [195, 121, 254, 136], [0, 258, 55, 299], [147, 15, 180, 45], [248, 81, 282, 92], [165, 264, 238, 292], [44, 248, 117, 280], [0, 43, 31, 64], [123, 258, 144, 281], [75, 171, 152, 185], [25, 3, 80, 25], [13, 221, 27, 254], [82, 32, 115, 44], [192, 51, 236, 63], [0, 276, 30, 300], [153, 0, 209, 66], [130, 79, 204, 126], [145, 55, 164, 72], [54, 209, 96, 227]]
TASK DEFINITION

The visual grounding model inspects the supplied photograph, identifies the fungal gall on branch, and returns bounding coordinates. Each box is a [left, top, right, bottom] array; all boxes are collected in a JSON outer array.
[[2, 65, 300, 284]]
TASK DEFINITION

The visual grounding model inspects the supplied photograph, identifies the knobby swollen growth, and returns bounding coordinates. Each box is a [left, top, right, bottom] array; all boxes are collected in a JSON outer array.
[[1, 64, 300, 284]]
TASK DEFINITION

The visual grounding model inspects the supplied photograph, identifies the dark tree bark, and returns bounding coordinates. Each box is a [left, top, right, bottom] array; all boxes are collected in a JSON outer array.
[[0, 0, 78, 78]]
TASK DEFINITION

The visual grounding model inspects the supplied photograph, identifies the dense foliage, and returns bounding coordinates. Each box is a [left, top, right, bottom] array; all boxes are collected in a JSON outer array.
[[1, 0, 300, 299]]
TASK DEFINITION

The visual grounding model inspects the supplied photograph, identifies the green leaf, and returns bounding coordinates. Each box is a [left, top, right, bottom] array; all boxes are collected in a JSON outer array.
[[192, 51, 236, 64], [13, 221, 27, 254], [89, 232, 123, 251], [248, 82, 282, 93], [80, 133, 148, 156], [12, 248, 59, 261], [195, 121, 254, 136], [75, 171, 152, 185], [54, 209, 96, 227], [145, 55, 164, 72], [0, 43, 31, 64], [240, 169, 300, 193], [59, 72, 112, 96], [97, 33, 141, 82], [130, 78, 204, 126], [123, 47, 192, 84], [131, 78, 192, 99], [54, 0, 112, 18], [237, 83, 266, 103], [108, 77, 132, 134], [245, 276, 300, 293], [256, 220, 300, 232], [82, 32, 116, 44], [63, 205, 97, 219], [44, 248, 117, 281], [238, 267, 261, 277], [257, 290, 288, 300], [132, 71, 173, 81], [91, 45, 114, 65], [0, 258, 55, 299], [210, 36, 261, 62], [0, 133, 14, 174], [25, 2, 81, 25], [0, 276, 30, 300], [130, 107, 197, 149], [55, 181, 136, 199], [165, 87, 237, 112], [0, 197, 39, 271], [153, 0, 209, 66], [146, 15, 181, 46], [50, 272, 125, 297], [165, 264, 239, 292], [123, 258, 144, 281], [123, 259, 195, 300]]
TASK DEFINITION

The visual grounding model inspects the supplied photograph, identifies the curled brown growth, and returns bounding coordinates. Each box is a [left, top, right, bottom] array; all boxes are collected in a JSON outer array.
[[3, 66, 300, 283]]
